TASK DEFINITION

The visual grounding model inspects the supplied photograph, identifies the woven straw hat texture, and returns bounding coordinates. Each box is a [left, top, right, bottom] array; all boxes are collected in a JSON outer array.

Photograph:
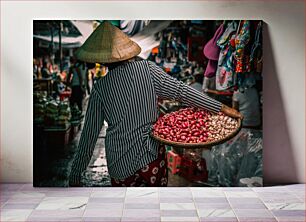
[[76, 21, 141, 63]]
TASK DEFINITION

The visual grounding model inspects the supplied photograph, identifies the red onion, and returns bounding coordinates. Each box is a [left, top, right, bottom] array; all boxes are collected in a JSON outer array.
[[153, 107, 238, 144]]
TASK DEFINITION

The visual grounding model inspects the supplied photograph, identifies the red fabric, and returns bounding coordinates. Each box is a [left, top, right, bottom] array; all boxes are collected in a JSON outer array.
[[111, 145, 168, 187]]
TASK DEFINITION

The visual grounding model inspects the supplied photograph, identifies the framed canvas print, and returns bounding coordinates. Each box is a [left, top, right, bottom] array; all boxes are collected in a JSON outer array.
[[33, 20, 263, 187]]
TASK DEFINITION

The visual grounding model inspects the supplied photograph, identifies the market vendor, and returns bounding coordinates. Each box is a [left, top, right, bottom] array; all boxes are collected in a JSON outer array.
[[69, 21, 242, 187], [41, 60, 51, 79]]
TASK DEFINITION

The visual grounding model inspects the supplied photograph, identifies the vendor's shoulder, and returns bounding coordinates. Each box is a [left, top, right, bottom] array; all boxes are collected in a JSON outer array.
[[147, 60, 163, 71], [130, 59, 148, 66], [147, 60, 157, 66], [123, 59, 150, 71]]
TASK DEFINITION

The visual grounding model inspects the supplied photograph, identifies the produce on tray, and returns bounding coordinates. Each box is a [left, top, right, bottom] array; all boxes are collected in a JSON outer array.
[[153, 108, 239, 144]]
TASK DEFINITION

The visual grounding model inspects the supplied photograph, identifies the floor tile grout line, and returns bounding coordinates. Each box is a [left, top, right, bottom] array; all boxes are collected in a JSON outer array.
[[0, 196, 10, 208], [189, 187, 199, 222], [289, 189, 305, 202], [255, 190, 280, 222], [158, 187, 161, 222], [190, 186, 201, 222], [80, 188, 93, 222], [120, 187, 127, 222], [16, 208, 35, 222], [224, 190, 239, 222], [18, 184, 27, 192], [22, 190, 47, 221], [275, 216, 281, 222], [248, 190, 269, 209]]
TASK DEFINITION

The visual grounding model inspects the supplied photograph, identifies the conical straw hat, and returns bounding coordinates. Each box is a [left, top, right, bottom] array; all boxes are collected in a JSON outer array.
[[75, 21, 141, 63]]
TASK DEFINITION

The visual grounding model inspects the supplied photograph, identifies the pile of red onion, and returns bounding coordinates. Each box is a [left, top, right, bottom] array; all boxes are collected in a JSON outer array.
[[153, 108, 238, 144]]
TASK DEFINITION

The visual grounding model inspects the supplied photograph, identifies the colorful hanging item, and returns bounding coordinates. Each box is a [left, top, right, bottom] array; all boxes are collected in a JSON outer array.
[[215, 21, 238, 91]]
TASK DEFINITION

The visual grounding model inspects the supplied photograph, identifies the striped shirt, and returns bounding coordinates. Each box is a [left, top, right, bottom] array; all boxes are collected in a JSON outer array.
[[69, 60, 222, 182]]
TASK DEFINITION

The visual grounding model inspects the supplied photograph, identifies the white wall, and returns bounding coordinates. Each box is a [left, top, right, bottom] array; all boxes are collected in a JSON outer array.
[[1, 1, 305, 184]]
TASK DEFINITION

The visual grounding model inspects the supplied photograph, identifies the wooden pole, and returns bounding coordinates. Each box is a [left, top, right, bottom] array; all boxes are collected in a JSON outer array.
[[58, 21, 63, 72], [49, 22, 54, 65]]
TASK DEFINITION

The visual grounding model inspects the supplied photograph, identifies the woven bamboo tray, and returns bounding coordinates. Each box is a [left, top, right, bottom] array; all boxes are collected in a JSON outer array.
[[151, 118, 242, 149]]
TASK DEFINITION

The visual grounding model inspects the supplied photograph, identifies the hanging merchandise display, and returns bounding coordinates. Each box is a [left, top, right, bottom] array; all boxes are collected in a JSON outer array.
[[203, 24, 224, 61], [202, 24, 225, 93], [213, 20, 263, 92], [204, 55, 220, 77], [250, 21, 263, 75], [203, 24, 224, 78], [202, 60, 218, 91], [234, 20, 257, 92], [215, 21, 238, 91], [234, 20, 251, 74]]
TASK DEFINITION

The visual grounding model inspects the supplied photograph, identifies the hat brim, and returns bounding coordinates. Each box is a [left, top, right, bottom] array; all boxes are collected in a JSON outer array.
[[75, 42, 141, 64], [75, 21, 142, 64]]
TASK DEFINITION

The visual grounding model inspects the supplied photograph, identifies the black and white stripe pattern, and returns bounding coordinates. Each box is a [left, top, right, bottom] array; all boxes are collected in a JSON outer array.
[[69, 60, 222, 182]]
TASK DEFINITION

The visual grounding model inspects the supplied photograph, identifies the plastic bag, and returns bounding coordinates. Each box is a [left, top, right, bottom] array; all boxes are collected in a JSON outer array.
[[208, 128, 262, 187]]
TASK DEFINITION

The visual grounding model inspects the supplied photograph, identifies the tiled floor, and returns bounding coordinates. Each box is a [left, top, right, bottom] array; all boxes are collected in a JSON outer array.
[[0, 184, 305, 222]]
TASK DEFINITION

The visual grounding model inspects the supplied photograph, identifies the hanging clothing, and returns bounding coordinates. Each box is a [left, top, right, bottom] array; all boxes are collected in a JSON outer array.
[[250, 21, 263, 75], [204, 60, 219, 78], [203, 24, 224, 61], [203, 24, 225, 91], [235, 21, 263, 91], [234, 20, 251, 74], [215, 21, 238, 91]]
